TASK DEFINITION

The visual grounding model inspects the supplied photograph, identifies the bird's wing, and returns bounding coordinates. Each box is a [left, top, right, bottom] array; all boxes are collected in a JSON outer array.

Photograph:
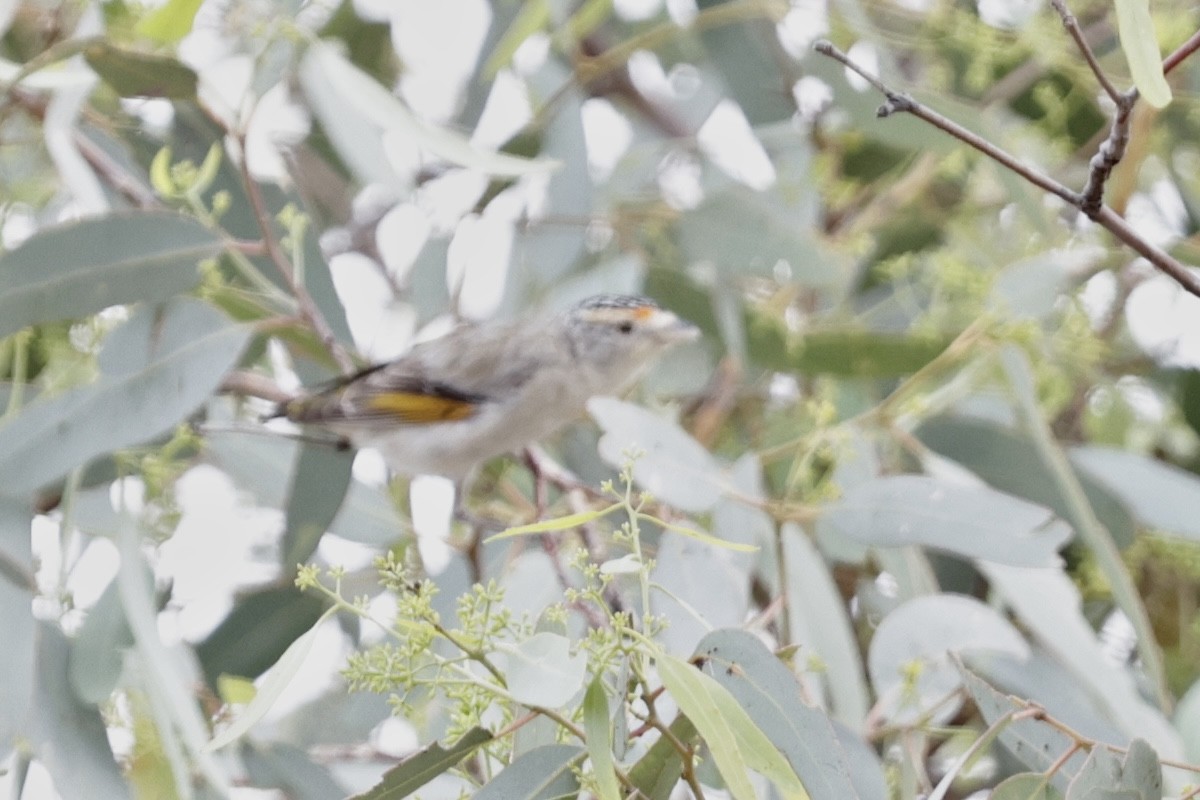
[[285, 321, 548, 427]]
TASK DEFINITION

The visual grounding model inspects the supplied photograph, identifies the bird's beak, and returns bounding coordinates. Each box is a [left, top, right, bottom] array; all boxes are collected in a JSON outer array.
[[647, 308, 701, 344]]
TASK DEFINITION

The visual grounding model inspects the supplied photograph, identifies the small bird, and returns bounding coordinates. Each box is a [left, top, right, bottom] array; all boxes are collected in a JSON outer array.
[[280, 295, 700, 479]]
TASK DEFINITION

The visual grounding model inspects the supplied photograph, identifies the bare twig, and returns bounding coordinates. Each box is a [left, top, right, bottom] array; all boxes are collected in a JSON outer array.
[[815, 41, 1078, 206], [218, 369, 295, 405], [1163, 28, 1200, 75], [233, 133, 356, 373], [813, 40, 1200, 300], [1079, 98, 1135, 215], [1048, 0, 1124, 103], [1047, 0, 1139, 213]]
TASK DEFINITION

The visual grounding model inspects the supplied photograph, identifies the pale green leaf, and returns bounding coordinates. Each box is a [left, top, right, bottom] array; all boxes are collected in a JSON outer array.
[[495, 632, 587, 709], [582, 678, 622, 800], [0, 212, 222, 339], [1114, 0, 1172, 107], [658, 653, 807, 800], [348, 728, 493, 800], [868, 594, 1028, 725], [205, 606, 338, 751]]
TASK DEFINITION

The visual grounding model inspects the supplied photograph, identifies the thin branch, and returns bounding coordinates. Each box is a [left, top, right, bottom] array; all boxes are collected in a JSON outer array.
[[1163, 27, 1200, 75], [1047, 0, 1138, 213], [1078, 99, 1134, 216], [1048, 0, 1124, 103], [814, 41, 1079, 206], [233, 133, 356, 373], [813, 40, 1200, 300]]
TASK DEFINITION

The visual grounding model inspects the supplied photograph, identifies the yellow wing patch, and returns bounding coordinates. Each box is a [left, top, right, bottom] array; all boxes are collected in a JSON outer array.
[[364, 391, 480, 423]]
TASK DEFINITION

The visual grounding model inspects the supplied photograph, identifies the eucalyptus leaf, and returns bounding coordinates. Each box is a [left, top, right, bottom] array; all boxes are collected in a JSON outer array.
[[348, 727, 493, 800], [0, 299, 249, 496], [657, 652, 806, 800], [282, 444, 354, 571], [696, 629, 884, 800], [474, 743, 584, 800], [957, 658, 1085, 788], [195, 584, 329, 690], [980, 562, 1182, 760], [678, 187, 846, 288], [991, 773, 1064, 800], [582, 678, 622, 800], [868, 594, 1028, 725], [206, 606, 337, 751], [782, 523, 871, 727], [242, 741, 348, 800], [83, 41, 198, 98], [301, 42, 558, 181], [33, 624, 131, 800], [652, 531, 750, 656], [627, 715, 698, 800], [1113, 0, 1172, 107], [0, 500, 33, 757], [1069, 446, 1200, 541], [590, 396, 723, 513], [917, 415, 1136, 549], [495, 632, 587, 709], [0, 212, 221, 339], [820, 474, 1070, 567], [69, 575, 134, 704]]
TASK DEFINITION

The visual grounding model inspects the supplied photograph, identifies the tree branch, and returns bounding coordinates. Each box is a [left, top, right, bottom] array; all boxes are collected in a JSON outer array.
[[1048, 0, 1124, 104], [813, 40, 1200, 299], [234, 133, 356, 373]]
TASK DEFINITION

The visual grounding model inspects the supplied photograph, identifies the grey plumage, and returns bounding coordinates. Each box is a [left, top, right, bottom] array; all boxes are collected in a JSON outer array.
[[283, 295, 698, 478]]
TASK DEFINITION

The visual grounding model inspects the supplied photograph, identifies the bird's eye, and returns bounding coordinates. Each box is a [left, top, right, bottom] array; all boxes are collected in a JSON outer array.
[[617, 320, 634, 334]]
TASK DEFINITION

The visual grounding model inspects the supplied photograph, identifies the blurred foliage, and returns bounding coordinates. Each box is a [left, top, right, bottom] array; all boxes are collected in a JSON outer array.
[[2, 0, 1200, 797]]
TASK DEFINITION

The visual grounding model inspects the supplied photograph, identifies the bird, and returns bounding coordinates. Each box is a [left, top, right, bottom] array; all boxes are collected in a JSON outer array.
[[278, 294, 700, 479]]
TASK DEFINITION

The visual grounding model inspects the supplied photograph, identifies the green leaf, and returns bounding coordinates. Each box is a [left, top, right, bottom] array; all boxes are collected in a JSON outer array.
[[677, 187, 846, 289], [206, 606, 338, 751], [0, 500, 34, 756], [917, 415, 1137, 549], [695, 629, 884, 800], [1114, 0, 1171, 108], [195, 584, 328, 689], [83, 42, 198, 98], [496, 632, 587, 709], [347, 727, 493, 800], [483, 0, 550, 78], [69, 576, 134, 704], [488, 504, 619, 541], [627, 714, 698, 799], [135, 0, 205, 42], [474, 743, 584, 800], [589, 397, 724, 513], [781, 523, 871, 729], [750, 322, 953, 377], [0, 299, 249, 496], [868, 594, 1028, 725], [0, 212, 222, 340], [34, 624, 132, 800], [282, 444, 354, 571], [657, 653, 806, 800], [956, 658, 1083, 789], [819, 475, 1072, 567], [204, 432, 404, 547], [300, 42, 559, 180], [979, 563, 1181, 756], [582, 678, 622, 800], [1069, 446, 1200, 541], [991, 773, 1063, 800], [242, 741, 349, 800]]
